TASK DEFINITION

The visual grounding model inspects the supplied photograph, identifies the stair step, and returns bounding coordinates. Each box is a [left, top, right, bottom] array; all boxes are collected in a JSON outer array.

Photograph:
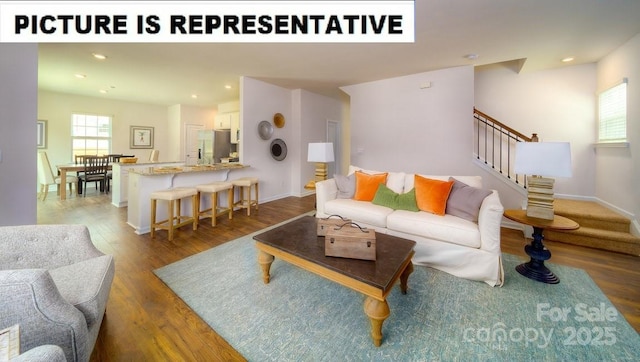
[[553, 199, 630, 232], [538, 199, 640, 256], [546, 227, 640, 256]]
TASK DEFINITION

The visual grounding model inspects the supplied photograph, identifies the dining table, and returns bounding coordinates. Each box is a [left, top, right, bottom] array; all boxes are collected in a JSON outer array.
[[56, 163, 112, 200]]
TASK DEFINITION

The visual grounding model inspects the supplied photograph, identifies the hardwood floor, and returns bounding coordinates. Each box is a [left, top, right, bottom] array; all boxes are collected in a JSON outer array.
[[36, 192, 639, 361]]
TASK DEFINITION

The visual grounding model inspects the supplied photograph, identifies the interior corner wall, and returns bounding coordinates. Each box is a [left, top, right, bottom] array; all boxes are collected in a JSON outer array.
[[0, 43, 38, 225], [341, 66, 475, 175], [474, 63, 597, 208], [167, 104, 182, 161], [290, 90, 304, 195], [596, 32, 640, 226], [297, 89, 343, 196], [238, 77, 293, 202]]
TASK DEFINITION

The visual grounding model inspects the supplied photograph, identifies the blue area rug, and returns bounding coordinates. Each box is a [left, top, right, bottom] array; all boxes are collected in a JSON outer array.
[[155, 215, 640, 361]]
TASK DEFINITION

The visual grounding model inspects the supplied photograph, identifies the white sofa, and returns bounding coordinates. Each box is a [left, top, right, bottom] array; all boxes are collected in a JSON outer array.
[[315, 166, 505, 286]]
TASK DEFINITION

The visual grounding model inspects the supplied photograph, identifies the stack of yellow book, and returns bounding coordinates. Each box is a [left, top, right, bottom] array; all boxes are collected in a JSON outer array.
[[526, 176, 555, 220], [315, 162, 328, 182]]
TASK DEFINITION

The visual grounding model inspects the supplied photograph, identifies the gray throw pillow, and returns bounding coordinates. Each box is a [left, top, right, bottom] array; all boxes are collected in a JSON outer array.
[[446, 178, 492, 222], [334, 173, 355, 199]]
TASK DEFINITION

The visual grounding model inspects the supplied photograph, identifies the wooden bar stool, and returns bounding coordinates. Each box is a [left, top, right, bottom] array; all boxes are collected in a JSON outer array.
[[150, 187, 198, 241], [196, 181, 234, 226], [231, 177, 259, 216]]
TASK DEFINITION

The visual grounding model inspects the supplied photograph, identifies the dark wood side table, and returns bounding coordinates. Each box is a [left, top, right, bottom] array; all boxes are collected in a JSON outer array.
[[503, 209, 579, 284]]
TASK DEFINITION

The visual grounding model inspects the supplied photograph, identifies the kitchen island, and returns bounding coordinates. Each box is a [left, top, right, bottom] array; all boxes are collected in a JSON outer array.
[[127, 163, 247, 235], [111, 161, 184, 207]]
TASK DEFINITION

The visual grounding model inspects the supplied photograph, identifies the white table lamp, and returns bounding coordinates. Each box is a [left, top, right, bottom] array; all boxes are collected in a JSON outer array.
[[514, 142, 572, 220], [307, 143, 334, 187]]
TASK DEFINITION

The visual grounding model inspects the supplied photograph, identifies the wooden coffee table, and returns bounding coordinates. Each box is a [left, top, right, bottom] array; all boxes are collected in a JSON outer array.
[[253, 216, 416, 347]]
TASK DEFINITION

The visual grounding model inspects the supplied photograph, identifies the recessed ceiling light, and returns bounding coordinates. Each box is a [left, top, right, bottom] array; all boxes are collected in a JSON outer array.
[[191, 94, 198, 99], [74, 74, 86, 79], [92, 53, 107, 60], [99, 89, 108, 94], [225, 85, 232, 89], [562, 57, 575, 63], [465, 54, 479, 60]]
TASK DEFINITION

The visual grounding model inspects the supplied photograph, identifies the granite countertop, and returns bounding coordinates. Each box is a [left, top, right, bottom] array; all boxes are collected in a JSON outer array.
[[128, 163, 247, 175], [118, 160, 184, 166]]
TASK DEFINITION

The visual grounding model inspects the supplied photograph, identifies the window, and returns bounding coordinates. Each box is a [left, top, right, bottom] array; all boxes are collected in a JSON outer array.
[[71, 113, 112, 157], [598, 79, 627, 143]]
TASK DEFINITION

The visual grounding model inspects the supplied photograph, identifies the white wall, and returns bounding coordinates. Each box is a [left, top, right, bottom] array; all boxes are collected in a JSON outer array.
[[0, 44, 38, 226], [167, 104, 182, 161], [235, 77, 344, 202], [474, 63, 598, 209], [38, 90, 176, 165], [297, 89, 343, 195], [38, 92, 216, 167], [341, 66, 475, 175], [596, 33, 640, 227], [237, 77, 294, 202]]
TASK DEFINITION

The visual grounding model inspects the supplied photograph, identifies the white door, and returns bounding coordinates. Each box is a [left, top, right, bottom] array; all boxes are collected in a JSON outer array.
[[185, 124, 204, 165], [327, 120, 341, 177]]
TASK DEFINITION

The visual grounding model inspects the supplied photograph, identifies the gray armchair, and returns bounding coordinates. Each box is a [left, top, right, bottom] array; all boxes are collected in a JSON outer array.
[[11, 345, 67, 361], [0, 225, 114, 362]]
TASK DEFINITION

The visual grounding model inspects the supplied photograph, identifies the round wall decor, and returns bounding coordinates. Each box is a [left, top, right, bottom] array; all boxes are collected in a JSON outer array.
[[273, 113, 285, 128], [258, 120, 273, 140], [270, 138, 287, 161]]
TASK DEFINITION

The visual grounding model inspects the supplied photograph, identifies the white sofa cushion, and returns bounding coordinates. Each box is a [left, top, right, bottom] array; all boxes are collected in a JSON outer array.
[[324, 199, 394, 228], [387, 210, 482, 248]]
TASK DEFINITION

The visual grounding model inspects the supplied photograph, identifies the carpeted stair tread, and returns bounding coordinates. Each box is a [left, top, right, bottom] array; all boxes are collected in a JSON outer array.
[[546, 227, 640, 256], [554, 199, 629, 227], [546, 199, 639, 255]]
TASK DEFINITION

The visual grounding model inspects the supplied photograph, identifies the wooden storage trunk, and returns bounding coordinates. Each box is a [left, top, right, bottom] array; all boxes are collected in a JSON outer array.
[[325, 222, 376, 261], [317, 215, 351, 236]]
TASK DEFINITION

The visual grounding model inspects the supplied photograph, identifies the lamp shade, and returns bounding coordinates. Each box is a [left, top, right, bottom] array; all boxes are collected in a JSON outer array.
[[514, 142, 572, 177], [307, 143, 334, 163]]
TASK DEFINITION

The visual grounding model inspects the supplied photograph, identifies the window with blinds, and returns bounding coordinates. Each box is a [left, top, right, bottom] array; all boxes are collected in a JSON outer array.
[[598, 79, 627, 142]]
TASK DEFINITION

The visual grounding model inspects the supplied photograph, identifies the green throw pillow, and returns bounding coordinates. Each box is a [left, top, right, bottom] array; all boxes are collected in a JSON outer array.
[[371, 184, 419, 212]]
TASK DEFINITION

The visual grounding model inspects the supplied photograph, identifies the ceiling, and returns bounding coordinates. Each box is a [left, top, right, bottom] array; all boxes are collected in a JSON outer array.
[[37, 0, 640, 108]]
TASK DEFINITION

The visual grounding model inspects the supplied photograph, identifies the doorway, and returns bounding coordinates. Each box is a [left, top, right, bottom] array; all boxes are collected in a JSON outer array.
[[185, 124, 204, 165]]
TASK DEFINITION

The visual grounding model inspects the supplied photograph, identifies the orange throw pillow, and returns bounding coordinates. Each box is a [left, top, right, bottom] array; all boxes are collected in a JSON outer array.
[[414, 175, 454, 215], [353, 171, 388, 201]]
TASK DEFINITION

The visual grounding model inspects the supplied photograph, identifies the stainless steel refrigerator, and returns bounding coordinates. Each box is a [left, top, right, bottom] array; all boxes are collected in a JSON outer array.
[[198, 129, 231, 164]]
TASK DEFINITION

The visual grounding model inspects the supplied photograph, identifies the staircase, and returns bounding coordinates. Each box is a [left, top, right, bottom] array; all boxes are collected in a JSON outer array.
[[473, 108, 640, 256], [544, 199, 640, 256]]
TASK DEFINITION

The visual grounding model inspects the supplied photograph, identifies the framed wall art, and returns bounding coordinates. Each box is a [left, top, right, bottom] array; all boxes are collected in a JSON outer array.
[[130, 126, 154, 149], [37, 120, 47, 149]]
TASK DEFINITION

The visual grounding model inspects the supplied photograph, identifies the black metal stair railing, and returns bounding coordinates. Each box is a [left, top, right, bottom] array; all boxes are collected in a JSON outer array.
[[473, 108, 537, 189]]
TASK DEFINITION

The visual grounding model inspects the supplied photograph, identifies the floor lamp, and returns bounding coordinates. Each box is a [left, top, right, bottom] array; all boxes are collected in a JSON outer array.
[[306, 142, 334, 189], [514, 142, 572, 220]]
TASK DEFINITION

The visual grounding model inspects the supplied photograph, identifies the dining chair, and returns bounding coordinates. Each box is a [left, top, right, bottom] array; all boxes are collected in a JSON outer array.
[[105, 154, 123, 193], [74, 154, 90, 194], [74, 154, 87, 165], [37, 151, 78, 200], [105, 154, 123, 163], [79, 156, 109, 196]]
